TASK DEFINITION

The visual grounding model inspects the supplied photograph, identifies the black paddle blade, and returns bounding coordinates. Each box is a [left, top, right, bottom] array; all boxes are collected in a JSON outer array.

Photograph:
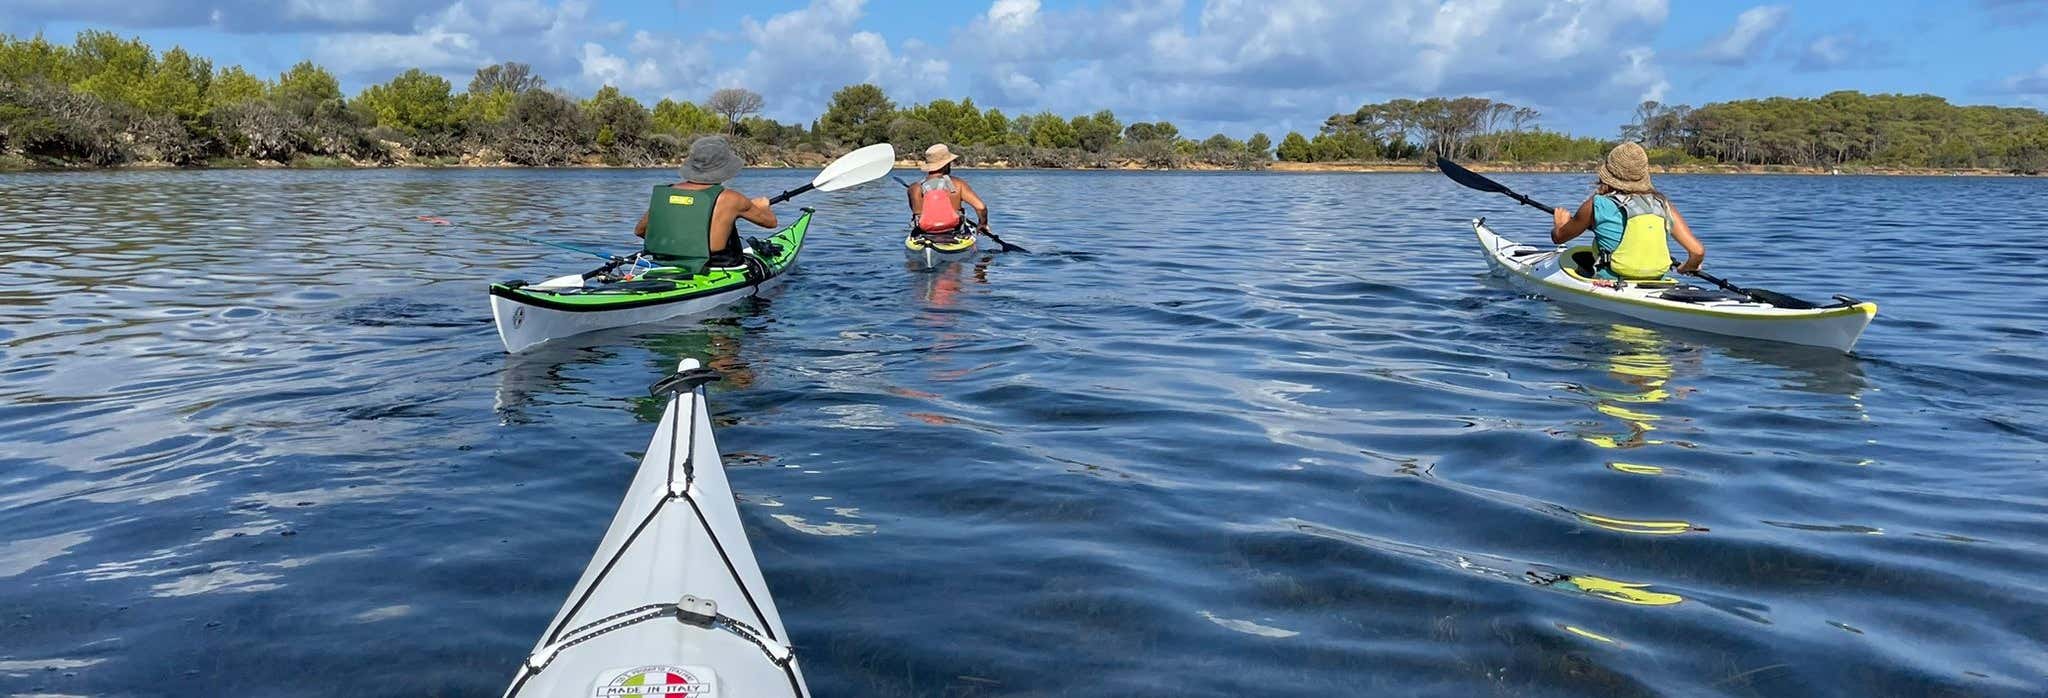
[[1437, 157, 1509, 194], [1742, 288, 1819, 310], [1689, 270, 1820, 309]]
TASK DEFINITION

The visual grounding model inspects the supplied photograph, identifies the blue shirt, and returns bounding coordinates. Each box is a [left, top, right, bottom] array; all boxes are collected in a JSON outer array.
[[1590, 195, 1625, 254]]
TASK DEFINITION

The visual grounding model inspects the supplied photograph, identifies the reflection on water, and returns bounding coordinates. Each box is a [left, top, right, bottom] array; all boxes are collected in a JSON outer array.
[[3, 170, 2046, 696]]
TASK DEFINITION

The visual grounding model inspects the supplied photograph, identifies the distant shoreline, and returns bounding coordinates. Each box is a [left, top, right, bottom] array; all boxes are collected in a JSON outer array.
[[5, 157, 2035, 178]]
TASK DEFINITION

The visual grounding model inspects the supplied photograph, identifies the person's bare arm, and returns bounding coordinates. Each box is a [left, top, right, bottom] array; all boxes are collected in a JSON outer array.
[[1551, 197, 1594, 244], [635, 211, 649, 238], [906, 183, 921, 216], [957, 179, 989, 227], [730, 190, 778, 229], [1667, 202, 1705, 272]]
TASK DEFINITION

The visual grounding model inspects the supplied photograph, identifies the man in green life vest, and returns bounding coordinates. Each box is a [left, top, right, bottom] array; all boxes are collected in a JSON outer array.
[[1549, 142, 1706, 280], [634, 136, 778, 271]]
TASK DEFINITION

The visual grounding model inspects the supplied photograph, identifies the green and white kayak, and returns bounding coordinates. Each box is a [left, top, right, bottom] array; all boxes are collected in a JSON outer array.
[[503, 358, 809, 698], [1474, 219, 1877, 352], [489, 211, 811, 353]]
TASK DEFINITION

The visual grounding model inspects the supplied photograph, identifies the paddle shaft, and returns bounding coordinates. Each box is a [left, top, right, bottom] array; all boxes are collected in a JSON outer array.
[[767, 182, 815, 205]]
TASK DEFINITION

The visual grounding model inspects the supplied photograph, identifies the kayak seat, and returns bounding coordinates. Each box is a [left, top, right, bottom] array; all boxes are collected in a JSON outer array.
[[1563, 247, 1676, 286]]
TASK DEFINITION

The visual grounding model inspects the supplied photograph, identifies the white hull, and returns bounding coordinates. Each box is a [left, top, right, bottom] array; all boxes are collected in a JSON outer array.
[[504, 358, 808, 697], [491, 267, 794, 353], [1474, 221, 1875, 352]]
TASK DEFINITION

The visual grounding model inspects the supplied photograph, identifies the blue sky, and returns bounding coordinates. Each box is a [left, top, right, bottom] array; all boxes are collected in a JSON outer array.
[[4, 0, 2045, 139]]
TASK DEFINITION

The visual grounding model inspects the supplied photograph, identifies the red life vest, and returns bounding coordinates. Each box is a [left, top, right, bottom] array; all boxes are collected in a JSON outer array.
[[916, 176, 962, 232]]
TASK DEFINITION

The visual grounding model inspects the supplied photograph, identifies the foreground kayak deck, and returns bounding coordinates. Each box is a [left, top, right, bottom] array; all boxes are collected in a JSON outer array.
[[1474, 219, 1876, 352], [489, 211, 811, 353], [504, 359, 809, 698]]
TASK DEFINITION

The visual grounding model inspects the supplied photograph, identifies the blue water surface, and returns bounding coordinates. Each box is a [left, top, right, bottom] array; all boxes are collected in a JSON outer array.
[[1, 168, 2044, 696]]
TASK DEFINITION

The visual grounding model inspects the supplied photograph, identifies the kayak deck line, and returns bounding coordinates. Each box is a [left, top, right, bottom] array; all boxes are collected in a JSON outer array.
[[503, 361, 810, 698]]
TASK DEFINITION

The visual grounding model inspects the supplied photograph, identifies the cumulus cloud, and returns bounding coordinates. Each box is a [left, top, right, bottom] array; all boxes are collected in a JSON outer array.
[[307, 0, 613, 83], [1791, 30, 1893, 72], [576, 31, 716, 96], [310, 27, 488, 76], [1698, 4, 1788, 66], [959, 0, 1671, 132], [714, 0, 949, 119], [2005, 64, 2048, 95]]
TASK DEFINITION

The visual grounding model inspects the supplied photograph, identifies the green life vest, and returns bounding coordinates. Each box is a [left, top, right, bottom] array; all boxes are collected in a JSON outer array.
[[1604, 194, 1675, 280], [644, 184, 728, 270]]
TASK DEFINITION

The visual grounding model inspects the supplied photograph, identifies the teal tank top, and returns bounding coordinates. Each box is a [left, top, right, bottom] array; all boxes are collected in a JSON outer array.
[[1590, 196, 1625, 254]]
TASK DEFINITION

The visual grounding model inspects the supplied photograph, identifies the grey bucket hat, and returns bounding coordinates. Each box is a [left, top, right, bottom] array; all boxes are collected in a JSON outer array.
[[680, 135, 743, 184]]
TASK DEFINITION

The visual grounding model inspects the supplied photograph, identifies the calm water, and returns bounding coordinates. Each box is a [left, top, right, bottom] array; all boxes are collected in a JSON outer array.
[[2, 168, 2045, 697]]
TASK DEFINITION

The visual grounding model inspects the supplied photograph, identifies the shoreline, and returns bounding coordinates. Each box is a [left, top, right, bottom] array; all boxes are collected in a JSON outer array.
[[2, 154, 2035, 178]]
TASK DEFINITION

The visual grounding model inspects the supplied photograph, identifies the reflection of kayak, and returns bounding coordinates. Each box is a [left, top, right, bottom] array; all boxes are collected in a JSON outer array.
[[489, 211, 811, 353], [1474, 219, 1876, 352], [904, 225, 978, 270], [503, 359, 809, 698]]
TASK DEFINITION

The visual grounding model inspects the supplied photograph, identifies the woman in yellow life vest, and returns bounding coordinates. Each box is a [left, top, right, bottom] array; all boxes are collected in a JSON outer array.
[[633, 136, 778, 269], [1550, 142, 1705, 280]]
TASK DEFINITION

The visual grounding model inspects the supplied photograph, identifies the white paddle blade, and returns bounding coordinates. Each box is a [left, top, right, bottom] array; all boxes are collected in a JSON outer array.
[[813, 143, 896, 192], [532, 273, 586, 290]]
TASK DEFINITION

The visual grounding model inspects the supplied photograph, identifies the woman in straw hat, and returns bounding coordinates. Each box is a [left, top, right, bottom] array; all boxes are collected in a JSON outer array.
[[907, 143, 989, 236], [635, 135, 779, 268], [1550, 142, 1705, 280]]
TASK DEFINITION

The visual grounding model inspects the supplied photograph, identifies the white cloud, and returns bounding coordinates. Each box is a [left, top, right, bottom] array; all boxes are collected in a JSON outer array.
[[1792, 30, 1891, 72], [575, 31, 715, 96], [2006, 64, 2048, 95], [958, 0, 1672, 132], [1698, 5, 1788, 65], [306, 0, 613, 83], [310, 27, 488, 76], [715, 0, 949, 119]]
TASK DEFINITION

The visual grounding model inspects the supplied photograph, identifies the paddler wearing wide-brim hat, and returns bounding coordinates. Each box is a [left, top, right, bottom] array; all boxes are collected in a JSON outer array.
[[635, 136, 780, 266], [907, 143, 991, 235], [1550, 142, 1707, 279]]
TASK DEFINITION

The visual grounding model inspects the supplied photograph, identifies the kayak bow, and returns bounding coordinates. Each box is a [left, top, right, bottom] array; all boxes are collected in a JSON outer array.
[[1474, 219, 1876, 352], [504, 359, 809, 698], [489, 211, 811, 353]]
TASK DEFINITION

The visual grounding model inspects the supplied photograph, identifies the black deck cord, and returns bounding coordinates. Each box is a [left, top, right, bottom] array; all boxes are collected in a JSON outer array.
[[534, 368, 724, 647], [518, 369, 800, 697]]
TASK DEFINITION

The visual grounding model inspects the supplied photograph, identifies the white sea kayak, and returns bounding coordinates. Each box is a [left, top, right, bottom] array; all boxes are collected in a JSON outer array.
[[504, 358, 809, 698], [1474, 219, 1877, 352]]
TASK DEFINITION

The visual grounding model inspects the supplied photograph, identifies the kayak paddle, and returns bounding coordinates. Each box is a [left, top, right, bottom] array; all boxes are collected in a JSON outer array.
[[1435, 157, 1821, 309], [1436, 157, 1552, 212], [1687, 269, 1822, 309], [891, 175, 1028, 253], [767, 142, 897, 204]]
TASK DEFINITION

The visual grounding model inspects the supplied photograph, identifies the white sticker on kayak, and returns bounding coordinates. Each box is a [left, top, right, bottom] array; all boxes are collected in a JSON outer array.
[[591, 665, 718, 697]]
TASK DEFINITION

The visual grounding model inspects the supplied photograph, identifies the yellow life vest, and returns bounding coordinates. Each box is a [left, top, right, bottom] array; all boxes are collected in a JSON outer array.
[[1605, 194, 1674, 280]]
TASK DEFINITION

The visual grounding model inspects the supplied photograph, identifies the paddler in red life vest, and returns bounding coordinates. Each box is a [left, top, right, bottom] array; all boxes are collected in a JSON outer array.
[[1549, 142, 1706, 280], [906, 143, 989, 240], [634, 136, 778, 269]]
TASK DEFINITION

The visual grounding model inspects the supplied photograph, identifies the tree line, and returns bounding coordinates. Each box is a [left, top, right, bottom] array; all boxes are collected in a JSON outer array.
[[2, 30, 2043, 173]]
